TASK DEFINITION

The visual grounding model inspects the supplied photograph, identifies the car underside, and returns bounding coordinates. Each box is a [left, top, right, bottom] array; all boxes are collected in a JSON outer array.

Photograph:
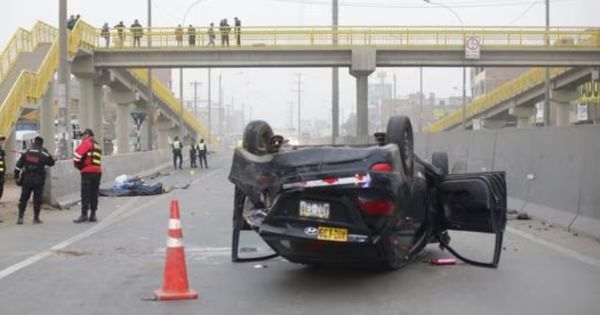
[[229, 116, 507, 270]]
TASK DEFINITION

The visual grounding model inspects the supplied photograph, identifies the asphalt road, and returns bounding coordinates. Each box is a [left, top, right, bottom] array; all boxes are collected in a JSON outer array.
[[0, 152, 599, 315]]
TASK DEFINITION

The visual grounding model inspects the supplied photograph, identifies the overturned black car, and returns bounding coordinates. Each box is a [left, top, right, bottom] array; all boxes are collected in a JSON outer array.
[[229, 116, 507, 269]]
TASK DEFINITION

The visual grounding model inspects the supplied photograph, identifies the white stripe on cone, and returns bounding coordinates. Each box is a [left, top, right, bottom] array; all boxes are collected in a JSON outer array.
[[166, 237, 183, 248], [169, 219, 182, 230]]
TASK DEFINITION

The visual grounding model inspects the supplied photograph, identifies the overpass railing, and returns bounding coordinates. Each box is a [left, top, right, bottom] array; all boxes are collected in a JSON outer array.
[[0, 21, 56, 86], [424, 67, 570, 133], [92, 26, 600, 50]]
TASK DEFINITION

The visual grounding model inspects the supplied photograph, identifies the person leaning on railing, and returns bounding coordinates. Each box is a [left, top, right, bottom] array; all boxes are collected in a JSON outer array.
[[176, 25, 184, 46], [131, 19, 143, 47], [188, 24, 196, 46], [101, 22, 110, 47]]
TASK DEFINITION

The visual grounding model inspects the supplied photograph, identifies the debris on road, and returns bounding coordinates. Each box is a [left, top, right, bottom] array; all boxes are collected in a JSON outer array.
[[517, 213, 531, 220], [253, 264, 268, 269], [430, 258, 457, 266]]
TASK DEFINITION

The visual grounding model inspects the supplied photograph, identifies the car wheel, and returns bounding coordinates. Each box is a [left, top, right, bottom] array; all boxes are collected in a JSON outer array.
[[380, 231, 410, 270], [431, 151, 449, 175], [386, 116, 414, 180], [243, 120, 274, 156]]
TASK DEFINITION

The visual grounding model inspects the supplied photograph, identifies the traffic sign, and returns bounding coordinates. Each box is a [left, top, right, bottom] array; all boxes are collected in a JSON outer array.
[[465, 35, 481, 60]]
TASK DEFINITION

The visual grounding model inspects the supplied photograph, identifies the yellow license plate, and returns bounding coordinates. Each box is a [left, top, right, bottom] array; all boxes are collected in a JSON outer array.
[[317, 227, 348, 242]]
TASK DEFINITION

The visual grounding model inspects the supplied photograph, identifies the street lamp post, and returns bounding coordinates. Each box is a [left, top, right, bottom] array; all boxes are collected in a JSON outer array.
[[424, 0, 467, 129]]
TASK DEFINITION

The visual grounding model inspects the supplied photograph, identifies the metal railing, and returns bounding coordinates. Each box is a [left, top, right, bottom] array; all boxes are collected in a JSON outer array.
[[0, 21, 57, 86], [130, 69, 217, 144], [92, 26, 600, 50], [0, 20, 213, 140], [424, 67, 570, 133]]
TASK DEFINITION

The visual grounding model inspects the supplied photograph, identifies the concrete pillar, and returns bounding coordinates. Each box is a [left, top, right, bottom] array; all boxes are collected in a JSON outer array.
[[78, 76, 93, 130], [349, 48, 376, 137], [116, 104, 132, 154], [509, 106, 536, 129], [40, 80, 56, 154], [4, 129, 16, 176], [90, 85, 104, 145], [550, 88, 579, 126], [482, 118, 506, 129]]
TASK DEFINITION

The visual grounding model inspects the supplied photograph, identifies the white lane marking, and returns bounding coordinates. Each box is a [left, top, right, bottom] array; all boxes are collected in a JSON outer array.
[[0, 167, 223, 281], [168, 219, 181, 230], [507, 226, 600, 269]]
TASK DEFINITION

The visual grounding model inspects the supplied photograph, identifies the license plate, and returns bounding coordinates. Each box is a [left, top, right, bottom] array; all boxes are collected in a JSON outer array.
[[317, 226, 348, 242], [299, 200, 330, 219]]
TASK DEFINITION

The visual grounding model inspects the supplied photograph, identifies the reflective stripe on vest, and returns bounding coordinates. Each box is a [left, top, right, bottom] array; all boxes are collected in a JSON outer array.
[[199, 143, 206, 151], [90, 141, 102, 166], [172, 141, 182, 150], [0, 160, 4, 172]]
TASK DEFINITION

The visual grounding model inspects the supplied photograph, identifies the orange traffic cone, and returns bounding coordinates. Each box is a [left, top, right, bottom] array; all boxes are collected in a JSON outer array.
[[154, 200, 198, 301]]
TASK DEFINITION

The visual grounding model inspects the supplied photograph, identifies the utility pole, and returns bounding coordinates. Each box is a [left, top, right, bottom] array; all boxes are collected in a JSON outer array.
[[294, 74, 305, 141], [543, 0, 551, 126], [207, 68, 212, 141], [58, 0, 72, 160], [147, 0, 154, 150], [215, 73, 221, 140], [331, 0, 339, 143], [419, 67, 424, 132], [190, 81, 202, 120]]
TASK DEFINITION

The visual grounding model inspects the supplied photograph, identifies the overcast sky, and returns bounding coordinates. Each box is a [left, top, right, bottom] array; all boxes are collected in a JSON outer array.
[[2, 0, 599, 129]]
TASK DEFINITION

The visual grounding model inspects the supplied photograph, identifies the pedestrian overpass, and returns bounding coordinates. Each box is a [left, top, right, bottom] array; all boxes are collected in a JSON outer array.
[[2, 21, 600, 146]]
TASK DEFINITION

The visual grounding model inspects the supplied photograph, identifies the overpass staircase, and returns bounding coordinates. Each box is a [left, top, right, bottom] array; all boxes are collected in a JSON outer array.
[[0, 21, 214, 142]]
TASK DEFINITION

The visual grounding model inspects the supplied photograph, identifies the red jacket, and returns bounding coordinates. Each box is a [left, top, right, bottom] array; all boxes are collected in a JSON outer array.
[[73, 137, 102, 174]]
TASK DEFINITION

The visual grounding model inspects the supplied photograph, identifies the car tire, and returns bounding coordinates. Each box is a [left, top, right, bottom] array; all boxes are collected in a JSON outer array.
[[385, 116, 414, 180], [432, 152, 449, 175], [243, 120, 274, 156]]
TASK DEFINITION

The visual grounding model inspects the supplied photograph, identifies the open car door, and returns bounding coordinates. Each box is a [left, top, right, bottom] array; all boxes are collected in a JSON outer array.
[[435, 172, 507, 268]]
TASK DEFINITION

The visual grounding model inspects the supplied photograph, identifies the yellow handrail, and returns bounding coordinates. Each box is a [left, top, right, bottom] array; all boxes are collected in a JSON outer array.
[[129, 69, 218, 144], [0, 21, 57, 86], [1, 20, 214, 142], [424, 67, 570, 133], [91, 25, 600, 50]]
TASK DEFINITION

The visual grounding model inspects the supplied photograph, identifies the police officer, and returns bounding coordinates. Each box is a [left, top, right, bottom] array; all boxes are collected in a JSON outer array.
[[189, 139, 198, 168], [14, 136, 55, 225], [73, 129, 103, 223], [198, 138, 208, 169], [171, 136, 183, 170], [0, 135, 6, 223]]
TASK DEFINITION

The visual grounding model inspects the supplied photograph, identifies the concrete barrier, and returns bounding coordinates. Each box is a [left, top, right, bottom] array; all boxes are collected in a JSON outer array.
[[47, 149, 172, 208], [423, 125, 600, 239]]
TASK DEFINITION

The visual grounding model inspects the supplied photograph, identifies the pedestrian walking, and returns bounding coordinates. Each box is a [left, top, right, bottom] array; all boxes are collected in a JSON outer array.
[[131, 19, 143, 47], [14, 136, 55, 225], [171, 136, 183, 170], [188, 25, 196, 46], [0, 135, 6, 223], [234, 17, 241, 46], [175, 24, 184, 46], [72, 129, 103, 223], [115, 21, 126, 47], [101, 23, 111, 47], [189, 141, 198, 168], [198, 139, 208, 169], [207, 23, 216, 46]]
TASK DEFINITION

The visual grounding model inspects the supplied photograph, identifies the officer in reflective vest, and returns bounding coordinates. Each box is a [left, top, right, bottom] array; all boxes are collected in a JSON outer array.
[[0, 135, 6, 223], [14, 136, 55, 225], [197, 138, 208, 169], [171, 136, 183, 170], [73, 129, 103, 223]]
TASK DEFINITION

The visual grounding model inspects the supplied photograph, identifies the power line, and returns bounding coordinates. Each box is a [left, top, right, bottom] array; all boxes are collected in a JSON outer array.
[[272, 0, 576, 9], [507, 1, 540, 25]]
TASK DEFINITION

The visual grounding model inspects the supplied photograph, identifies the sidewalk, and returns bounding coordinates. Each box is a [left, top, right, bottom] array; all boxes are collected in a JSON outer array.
[[1, 180, 57, 223]]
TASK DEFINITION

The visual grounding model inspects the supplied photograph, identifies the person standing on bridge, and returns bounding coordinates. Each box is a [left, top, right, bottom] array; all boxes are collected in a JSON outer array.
[[171, 136, 183, 170], [73, 129, 103, 223], [220, 19, 230, 46], [188, 24, 196, 46], [115, 21, 126, 47], [175, 25, 184, 46], [207, 23, 216, 47], [234, 17, 241, 46], [198, 138, 208, 169], [14, 136, 55, 225], [101, 23, 111, 47], [0, 135, 6, 222], [131, 19, 143, 47]]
